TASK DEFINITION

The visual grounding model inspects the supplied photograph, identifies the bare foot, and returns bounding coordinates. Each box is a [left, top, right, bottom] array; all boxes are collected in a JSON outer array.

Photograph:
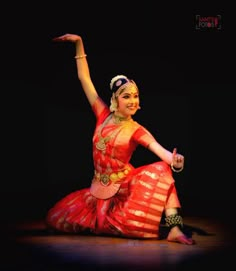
[[167, 226, 195, 245]]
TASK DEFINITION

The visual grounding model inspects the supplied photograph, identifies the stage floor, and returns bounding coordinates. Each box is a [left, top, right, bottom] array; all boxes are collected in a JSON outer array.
[[2, 216, 234, 271]]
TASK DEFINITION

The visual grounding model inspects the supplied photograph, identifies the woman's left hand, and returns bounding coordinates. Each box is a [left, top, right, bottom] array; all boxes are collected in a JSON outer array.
[[172, 148, 184, 168]]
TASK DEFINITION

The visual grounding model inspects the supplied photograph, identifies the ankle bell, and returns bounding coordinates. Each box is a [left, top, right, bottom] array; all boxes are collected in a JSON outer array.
[[165, 214, 183, 229]]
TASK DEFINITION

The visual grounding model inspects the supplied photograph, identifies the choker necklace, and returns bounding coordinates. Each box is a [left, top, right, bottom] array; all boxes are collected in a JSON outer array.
[[95, 114, 123, 153], [113, 114, 131, 124]]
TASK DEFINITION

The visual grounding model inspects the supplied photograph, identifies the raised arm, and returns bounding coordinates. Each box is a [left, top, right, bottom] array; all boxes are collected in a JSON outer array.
[[53, 34, 98, 106]]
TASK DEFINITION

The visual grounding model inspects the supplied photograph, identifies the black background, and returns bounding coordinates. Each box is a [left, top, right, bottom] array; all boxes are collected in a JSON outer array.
[[1, 2, 235, 224]]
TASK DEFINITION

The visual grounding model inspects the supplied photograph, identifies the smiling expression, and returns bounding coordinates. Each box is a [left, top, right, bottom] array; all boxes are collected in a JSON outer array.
[[116, 84, 140, 117]]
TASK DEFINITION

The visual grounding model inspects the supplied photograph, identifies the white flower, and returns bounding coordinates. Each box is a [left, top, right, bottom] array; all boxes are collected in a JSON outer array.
[[110, 75, 128, 90]]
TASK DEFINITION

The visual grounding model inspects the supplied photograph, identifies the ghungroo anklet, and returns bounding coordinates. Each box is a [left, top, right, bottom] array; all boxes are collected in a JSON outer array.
[[165, 214, 183, 229]]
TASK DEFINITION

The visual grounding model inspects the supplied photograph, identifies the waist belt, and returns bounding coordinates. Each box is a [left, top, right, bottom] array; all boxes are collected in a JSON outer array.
[[94, 167, 131, 186]]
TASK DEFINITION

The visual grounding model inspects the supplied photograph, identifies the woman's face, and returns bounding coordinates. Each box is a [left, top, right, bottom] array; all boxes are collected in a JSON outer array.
[[116, 85, 140, 117]]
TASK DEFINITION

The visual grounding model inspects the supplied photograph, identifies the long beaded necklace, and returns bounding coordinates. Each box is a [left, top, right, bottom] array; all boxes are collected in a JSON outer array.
[[95, 114, 131, 153]]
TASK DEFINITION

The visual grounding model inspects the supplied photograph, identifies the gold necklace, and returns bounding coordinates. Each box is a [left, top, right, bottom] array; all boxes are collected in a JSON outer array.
[[95, 114, 123, 153], [113, 114, 131, 124]]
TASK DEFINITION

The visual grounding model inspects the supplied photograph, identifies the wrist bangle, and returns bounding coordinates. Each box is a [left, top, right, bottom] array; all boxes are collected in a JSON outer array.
[[74, 54, 87, 59], [171, 162, 184, 173]]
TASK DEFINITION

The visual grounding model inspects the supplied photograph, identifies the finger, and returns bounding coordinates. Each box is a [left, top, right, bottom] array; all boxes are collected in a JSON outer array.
[[52, 37, 62, 41], [172, 148, 177, 157], [52, 35, 67, 41]]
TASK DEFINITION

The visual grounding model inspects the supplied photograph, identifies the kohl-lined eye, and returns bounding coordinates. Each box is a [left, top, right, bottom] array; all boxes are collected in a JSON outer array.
[[122, 93, 139, 99], [122, 95, 130, 99]]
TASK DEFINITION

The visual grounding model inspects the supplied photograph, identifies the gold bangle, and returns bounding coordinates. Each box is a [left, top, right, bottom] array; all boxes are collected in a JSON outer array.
[[74, 54, 87, 59], [171, 163, 184, 173]]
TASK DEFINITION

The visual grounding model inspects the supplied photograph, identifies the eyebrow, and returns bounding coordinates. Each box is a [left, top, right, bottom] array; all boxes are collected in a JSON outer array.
[[121, 91, 139, 95]]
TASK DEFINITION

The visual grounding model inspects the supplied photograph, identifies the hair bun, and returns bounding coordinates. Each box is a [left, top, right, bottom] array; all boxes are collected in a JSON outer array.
[[110, 75, 129, 92]]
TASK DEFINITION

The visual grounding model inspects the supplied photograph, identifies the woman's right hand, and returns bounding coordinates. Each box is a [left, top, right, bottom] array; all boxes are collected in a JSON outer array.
[[52, 33, 81, 43]]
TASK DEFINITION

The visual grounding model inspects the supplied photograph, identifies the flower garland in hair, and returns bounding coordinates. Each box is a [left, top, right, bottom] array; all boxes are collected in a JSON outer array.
[[110, 75, 128, 91], [109, 93, 118, 112]]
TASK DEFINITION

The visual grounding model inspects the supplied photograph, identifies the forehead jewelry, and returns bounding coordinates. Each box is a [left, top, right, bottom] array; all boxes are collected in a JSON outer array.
[[115, 82, 139, 97]]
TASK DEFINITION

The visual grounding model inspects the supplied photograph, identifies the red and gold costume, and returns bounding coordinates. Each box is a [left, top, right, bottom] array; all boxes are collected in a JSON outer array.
[[46, 97, 181, 238]]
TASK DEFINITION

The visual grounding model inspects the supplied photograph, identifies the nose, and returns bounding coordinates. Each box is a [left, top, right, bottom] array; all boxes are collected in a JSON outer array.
[[129, 96, 137, 103]]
